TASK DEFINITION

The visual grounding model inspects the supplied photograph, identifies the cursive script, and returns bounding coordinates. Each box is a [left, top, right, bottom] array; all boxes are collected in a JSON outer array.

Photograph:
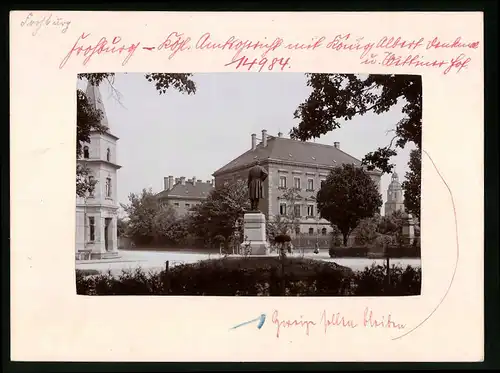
[[272, 310, 316, 338], [20, 12, 71, 36], [320, 310, 358, 334], [363, 307, 406, 329], [59, 32, 140, 69], [58, 32, 479, 76], [272, 308, 405, 338]]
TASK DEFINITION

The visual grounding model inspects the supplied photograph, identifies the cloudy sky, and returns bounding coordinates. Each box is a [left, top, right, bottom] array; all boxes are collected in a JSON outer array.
[[78, 73, 415, 211]]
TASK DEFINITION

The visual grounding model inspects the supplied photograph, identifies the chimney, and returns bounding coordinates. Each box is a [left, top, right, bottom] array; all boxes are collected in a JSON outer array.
[[168, 175, 174, 190], [278, 132, 283, 137], [175, 177, 180, 185], [192, 176, 197, 186], [334, 142, 340, 149], [251, 133, 257, 150], [180, 177, 186, 185], [164, 177, 169, 191], [262, 129, 268, 147]]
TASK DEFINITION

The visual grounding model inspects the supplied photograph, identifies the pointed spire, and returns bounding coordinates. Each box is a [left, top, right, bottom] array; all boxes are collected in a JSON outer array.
[[85, 81, 110, 130]]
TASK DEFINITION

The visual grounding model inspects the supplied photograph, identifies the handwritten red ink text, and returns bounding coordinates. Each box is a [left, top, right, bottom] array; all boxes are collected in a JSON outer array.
[[157, 32, 191, 59], [377, 36, 424, 51], [381, 52, 448, 69], [326, 33, 374, 59], [59, 32, 140, 69], [272, 310, 316, 338], [285, 37, 326, 51], [426, 36, 480, 50], [363, 307, 405, 329], [320, 310, 358, 334], [196, 33, 283, 61], [225, 55, 291, 72]]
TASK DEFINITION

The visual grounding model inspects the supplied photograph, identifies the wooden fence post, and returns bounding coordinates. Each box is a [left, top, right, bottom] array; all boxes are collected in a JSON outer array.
[[280, 246, 286, 296], [164, 260, 170, 295], [385, 247, 391, 295]]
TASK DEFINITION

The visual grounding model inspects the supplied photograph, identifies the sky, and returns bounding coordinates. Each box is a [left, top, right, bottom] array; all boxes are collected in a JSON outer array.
[[78, 73, 415, 212]]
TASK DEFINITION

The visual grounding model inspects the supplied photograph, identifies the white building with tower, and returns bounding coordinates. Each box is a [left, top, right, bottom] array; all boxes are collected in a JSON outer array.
[[75, 82, 121, 259]]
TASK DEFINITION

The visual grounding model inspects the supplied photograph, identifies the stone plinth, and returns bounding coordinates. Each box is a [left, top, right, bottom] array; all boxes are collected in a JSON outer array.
[[240, 212, 270, 255], [402, 213, 415, 244]]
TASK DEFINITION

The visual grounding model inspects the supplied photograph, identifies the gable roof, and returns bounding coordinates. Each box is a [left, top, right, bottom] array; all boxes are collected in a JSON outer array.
[[156, 180, 214, 200], [213, 135, 366, 176]]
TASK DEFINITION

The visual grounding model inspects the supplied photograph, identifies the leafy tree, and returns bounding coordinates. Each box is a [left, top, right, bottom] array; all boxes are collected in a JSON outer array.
[[120, 188, 160, 245], [316, 164, 383, 246], [188, 180, 250, 249], [153, 203, 178, 244], [290, 73, 422, 175], [117, 217, 129, 238], [353, 215, 381, 246], [401, 148, 421, 220], [267, 186, 301, 241], [378, 209, 406, 245], [76, 73, 196, 197]]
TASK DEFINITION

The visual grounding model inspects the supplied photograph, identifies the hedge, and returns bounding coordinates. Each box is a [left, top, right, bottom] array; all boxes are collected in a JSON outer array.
[[76, 257, 421, 296], [329, 244, 421, 258]]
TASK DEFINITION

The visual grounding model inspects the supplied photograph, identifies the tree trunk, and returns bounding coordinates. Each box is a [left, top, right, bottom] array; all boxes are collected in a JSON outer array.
[[342, 233, 349, 247]]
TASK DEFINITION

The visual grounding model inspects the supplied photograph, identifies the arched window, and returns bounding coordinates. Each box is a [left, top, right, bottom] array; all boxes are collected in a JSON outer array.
[[308, 227, 314, 235], [295, 227, 300, 235], [83, 146, 89, 159], [321, 227, 327, 235], [106, 148, 111, 162]]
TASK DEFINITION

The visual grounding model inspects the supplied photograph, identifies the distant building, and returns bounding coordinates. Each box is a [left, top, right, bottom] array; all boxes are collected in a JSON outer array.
[[384, 172, 405, 216], [75, 82, 122, 259], [212, 129, 383, 235], [156, 176, 214, 216]]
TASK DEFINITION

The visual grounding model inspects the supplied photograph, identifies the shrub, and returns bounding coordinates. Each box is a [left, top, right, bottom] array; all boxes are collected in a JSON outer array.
[[353, 263, 421, 296], [76, 258, 421, 297]]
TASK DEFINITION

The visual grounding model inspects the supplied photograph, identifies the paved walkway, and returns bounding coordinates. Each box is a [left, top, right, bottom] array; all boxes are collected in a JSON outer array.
[[75, 249, 421, 274]]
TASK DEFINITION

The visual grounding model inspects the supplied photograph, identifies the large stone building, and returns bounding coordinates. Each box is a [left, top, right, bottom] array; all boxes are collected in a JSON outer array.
[[384, 172, 405, 216], [75, 82, 121, 259], [156, 176, 214, 216], [212, 129, 383, 235]]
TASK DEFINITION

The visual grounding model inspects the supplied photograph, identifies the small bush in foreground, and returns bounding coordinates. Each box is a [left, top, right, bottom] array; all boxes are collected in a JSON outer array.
[[76, 258, 421, 296]]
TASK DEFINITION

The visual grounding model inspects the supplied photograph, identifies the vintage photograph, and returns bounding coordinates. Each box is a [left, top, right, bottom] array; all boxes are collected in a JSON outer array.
[[75, 72, 422, 296]]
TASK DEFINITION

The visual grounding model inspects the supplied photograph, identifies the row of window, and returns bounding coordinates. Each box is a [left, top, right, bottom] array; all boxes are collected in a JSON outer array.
[[279, 203, 316, 217], [160, 201, 199, 209], [279, 176, 326, 190], [82, 146, 112, 162], [87, 176, 112, 198], [297, 227, 328, 236]]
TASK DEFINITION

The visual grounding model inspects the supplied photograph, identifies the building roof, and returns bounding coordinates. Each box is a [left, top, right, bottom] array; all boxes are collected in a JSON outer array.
[[156, 180, 214, 200], [86, 81, 116, 137], [213, 135, 367, 176]]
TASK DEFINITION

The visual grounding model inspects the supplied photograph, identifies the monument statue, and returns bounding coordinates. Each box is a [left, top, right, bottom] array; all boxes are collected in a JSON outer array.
[[247, 160, 268, 212]]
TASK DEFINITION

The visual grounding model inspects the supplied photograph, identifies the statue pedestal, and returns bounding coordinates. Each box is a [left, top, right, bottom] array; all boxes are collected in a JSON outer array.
[[402, 213, 415, 244], [240, 212, 270, 255]]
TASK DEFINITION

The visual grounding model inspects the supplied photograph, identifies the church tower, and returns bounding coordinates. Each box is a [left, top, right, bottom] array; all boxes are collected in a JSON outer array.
[[384, 172, 405, 216], [75, 81, 122, 259]]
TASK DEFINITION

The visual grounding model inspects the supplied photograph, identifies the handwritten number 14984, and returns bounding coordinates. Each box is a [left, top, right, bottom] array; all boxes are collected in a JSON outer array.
[[225, 56, 291, 72]]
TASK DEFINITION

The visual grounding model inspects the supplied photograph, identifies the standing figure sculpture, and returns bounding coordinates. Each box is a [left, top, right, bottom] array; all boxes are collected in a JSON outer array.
[[247, 160, 268, 212]]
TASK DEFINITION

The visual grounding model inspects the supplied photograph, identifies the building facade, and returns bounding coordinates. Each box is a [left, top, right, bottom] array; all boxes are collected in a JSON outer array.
[[384, 172, 405, 216], [212, 129, 383, 235], [75, 82, 121, 259], [156, 176, 214, 216]]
